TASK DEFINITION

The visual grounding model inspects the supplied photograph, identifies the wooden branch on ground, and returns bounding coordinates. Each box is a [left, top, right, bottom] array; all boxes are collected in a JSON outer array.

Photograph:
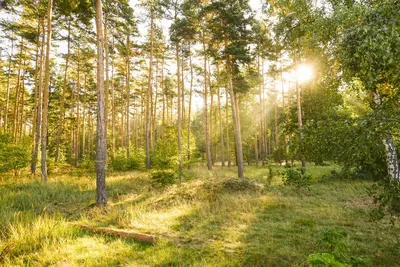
[[75, 224, 156, 245]]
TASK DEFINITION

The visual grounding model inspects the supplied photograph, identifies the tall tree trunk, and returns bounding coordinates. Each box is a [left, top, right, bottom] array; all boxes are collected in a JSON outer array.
[[161, 57, 165, 138], [217, 66, 225, 167], [13, 37, 23, 142], [111, 37, 116, 156], [55, 21, 70, 162], [373, 92, 400, 184], [225, 40, 244, 179], [104, 13, 109, 138], [187, 44, 193, 167], [145, 10, 154, 169], [294, 56, 305, 168], [19, 61, 26, 140], [75, 49, 81, 166], [176, 42, 182, 172], [225, 86, 231, 167], [4, 31, 14, 133], [202, 39, 212, 170], [126, 35, 130, 159], [95, 0, 107, 205], [280, 56, 288, 165], [209, 60, 214, 165], [41, 0, 53, 182], [257, 54, 264, 165], [31, 19, 45, 174], [32, 18, 41, 160], [82, 74, 86, 158]]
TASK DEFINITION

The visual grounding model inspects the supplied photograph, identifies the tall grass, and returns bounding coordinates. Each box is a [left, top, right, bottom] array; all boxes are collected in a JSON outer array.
[[0, 165, 398, 266]]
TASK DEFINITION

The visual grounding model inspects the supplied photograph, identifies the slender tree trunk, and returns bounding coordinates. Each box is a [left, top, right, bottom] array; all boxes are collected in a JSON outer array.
[[280, 56, 288, 165], [104, 14, 109, 138], [225, 86, 231, 167], [55, 21, 70, 162], [161, 57, 165, 137], [32, 19, 40, 158], [111, 37, 116, 156], [41, 0, 53, 182], [257, 54, 264, 165], [187, 43, 193, 168], [209, 60, 214, 165], [145, 10, 154, 169], [225, 39, 244, 179], [126, 35, 130, 159], [372, 92, 400, 184], [19, 61, 26, 140], [13, 37, 23, 142], [31, 19, 45, 174], [217, 68, 225, 167], [202, 39, 212, 170], [75, 49, 81, 166], [95, 0, 107, 205], [294, 56, 305, 168], [4, 32, 14, 133], [82, 75, 86, 158], [176, 42, 182, 172]]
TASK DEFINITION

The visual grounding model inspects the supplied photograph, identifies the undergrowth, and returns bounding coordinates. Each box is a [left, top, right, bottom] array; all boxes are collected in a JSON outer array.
[[0, 165, 398, 266]]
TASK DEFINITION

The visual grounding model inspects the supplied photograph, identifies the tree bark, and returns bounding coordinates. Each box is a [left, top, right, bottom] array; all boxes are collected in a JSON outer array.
[[126, 35, 130, 159], [41, 0, 53, 182], [95, 0, 107, 205], [145, 9, 154, 170], [176, 42, 182, 172], [202, 39, 212, 171], [187, 43, 193, 168], [4, 30, 14, 133], [373, 92, 400, 184], [225, 39, 244, 179], [225, 86, 231, 167], [294, 56, 305, 168], [31, 19, 45, 174], [55, 20, 71, 163]]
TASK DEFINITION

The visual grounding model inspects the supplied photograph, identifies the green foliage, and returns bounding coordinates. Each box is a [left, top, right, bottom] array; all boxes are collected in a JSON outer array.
[[307, 227, 372, 267], [301, 118, 386, 180], [152, 126, 196, 170], [267, 166, 274, 185], [150, 169, 176, 187], [0, 134, 30, 174], [307, 253, 349, 267], [317, 227, 348, 254], [369, 177, 400, 223], [283, 167, 312, 189], [110, 147, 145, 171]]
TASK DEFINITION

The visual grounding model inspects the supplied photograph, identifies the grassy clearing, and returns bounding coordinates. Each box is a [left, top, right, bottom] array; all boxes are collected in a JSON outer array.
[[0, 164, 398, 266]]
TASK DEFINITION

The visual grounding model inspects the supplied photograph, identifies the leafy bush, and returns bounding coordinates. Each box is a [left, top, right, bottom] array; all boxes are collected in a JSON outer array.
[[307, 227, 372, 267], [150, 169, 177, 187], [0, 134, 30, 175], [110, 147, 145, 171], [283, 167, 312, 189], [369, 177, 400, 223]]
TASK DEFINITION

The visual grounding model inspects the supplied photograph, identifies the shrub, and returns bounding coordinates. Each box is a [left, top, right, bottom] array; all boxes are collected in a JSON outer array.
[[369, 177, 400, 223], [307, 227, 372, 267], [110, 147, 145, 171], [150, 169, 176, 187], [283, 167, 312, 189], [0, 134, 30, 175]]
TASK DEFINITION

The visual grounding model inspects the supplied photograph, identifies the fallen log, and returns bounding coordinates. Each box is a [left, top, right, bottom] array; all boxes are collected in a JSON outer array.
[[75, 224, 156, 245]]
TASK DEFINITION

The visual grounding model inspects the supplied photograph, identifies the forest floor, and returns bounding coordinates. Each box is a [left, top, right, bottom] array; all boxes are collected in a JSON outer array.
[[0, 164, 399, 266]]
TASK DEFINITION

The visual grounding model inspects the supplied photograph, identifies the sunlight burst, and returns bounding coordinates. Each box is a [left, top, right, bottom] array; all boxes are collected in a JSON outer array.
[[297, 64, 313, 83]]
